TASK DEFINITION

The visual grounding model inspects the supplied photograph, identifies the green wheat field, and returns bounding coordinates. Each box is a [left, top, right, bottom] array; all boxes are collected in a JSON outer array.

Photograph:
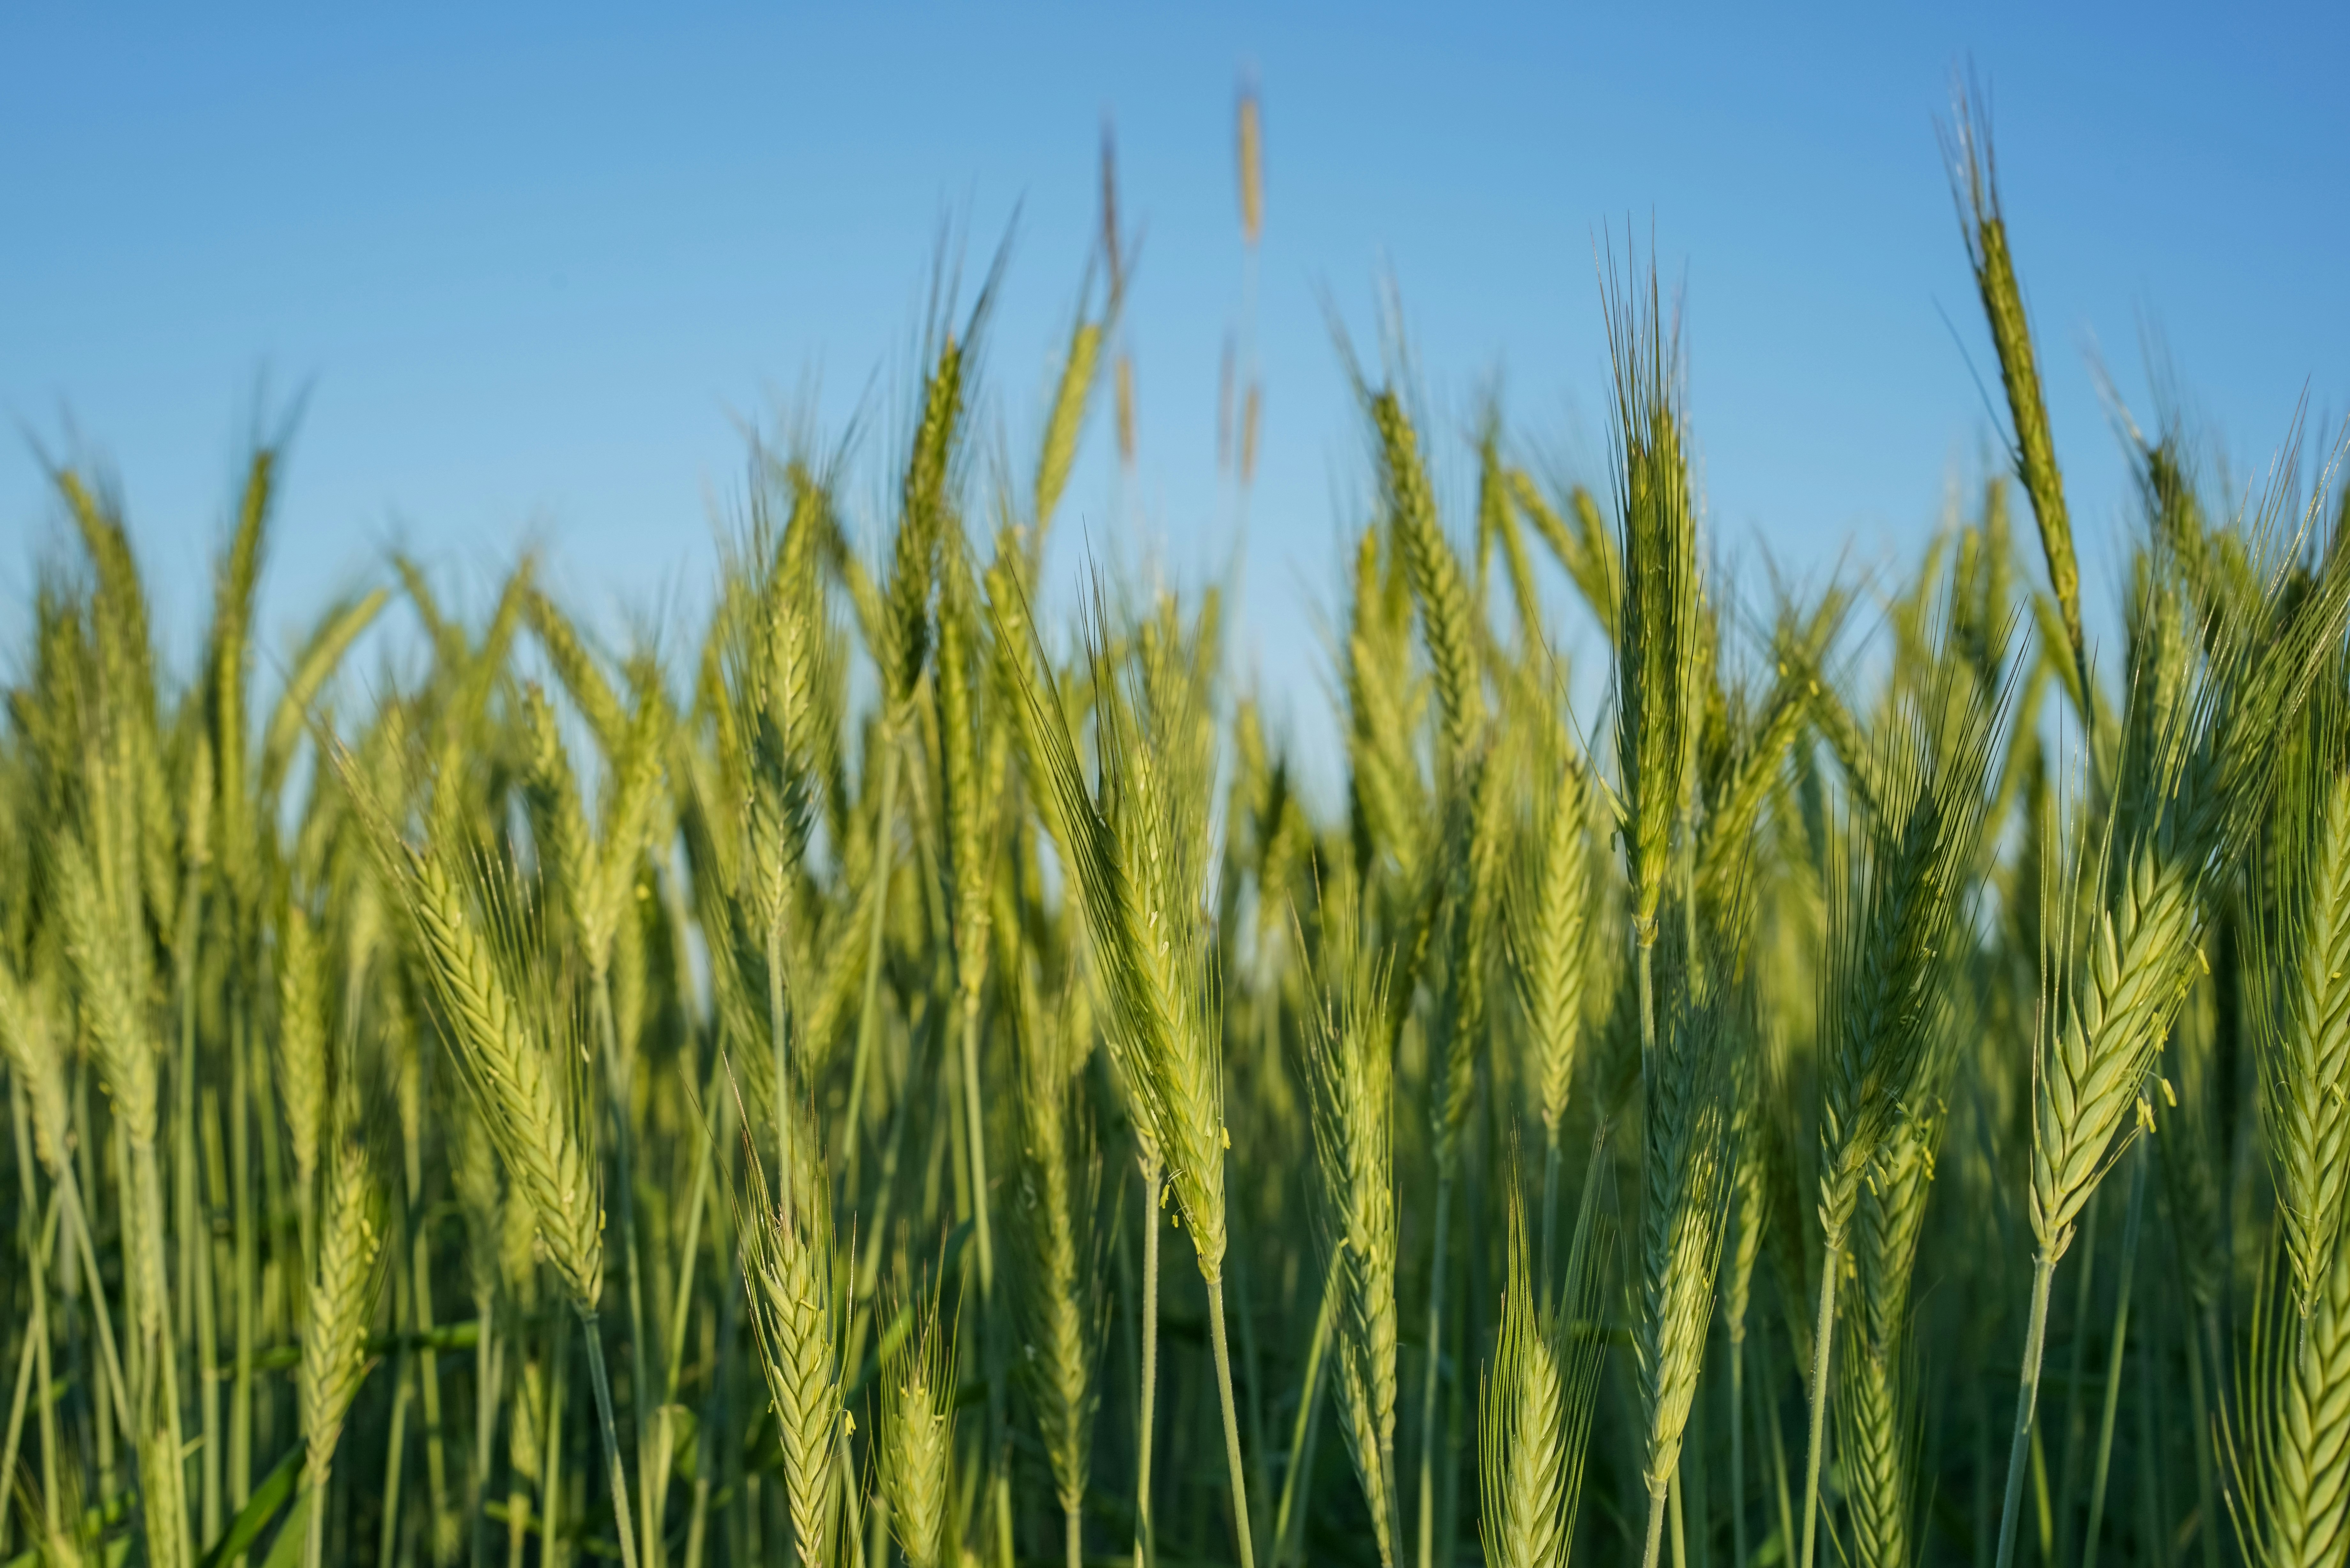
[[5, 95, 2349, 1568]]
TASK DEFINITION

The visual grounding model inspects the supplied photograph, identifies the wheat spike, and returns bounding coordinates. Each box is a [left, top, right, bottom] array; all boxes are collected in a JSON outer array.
[[2034, 523, 2349, 1265], [1944, 90, 2086, 702], [277, 899, 330, 1193], [337, 748, 609, 1312], [1478, 1151, 1611, 1568], [739, 1138, 846, 1568], [1303, 870, 1400, 1567], [2237, 1229, 2350, 1568], [300, 1131, 387, 1565], [0, 952, 71, 1183], [1007, 584, 1226, 1275], [881, 1286, 958, 1568], [1635, 919, 1742, 1556], [1010, 966, 1104, 1536], [1512, 732, 1593, 1146], [1833, 1100, 1945, 1568], [1481, 1198, 1571, 1568], [1606, 260, 1702, 946], [526, 587, 630, 757], [1235, 82, 1263, 246], [1345, 524, 1429, 892], [883, 329, 964, 718], [2251, 669, 2350, 1323], [1817, 644, 2006, 1254], [1036, 318, 1104, 534], [1370, 387, 1483, 769]]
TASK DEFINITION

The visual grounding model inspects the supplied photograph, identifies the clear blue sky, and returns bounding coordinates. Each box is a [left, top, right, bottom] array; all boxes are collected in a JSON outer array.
[[4, 4, 2345, 782]]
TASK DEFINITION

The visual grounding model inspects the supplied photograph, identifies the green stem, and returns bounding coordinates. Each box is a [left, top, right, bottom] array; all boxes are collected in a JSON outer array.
[[304, 1473, 331, 1568], [1729, 1333, 1747, 1568], [845, 1017, 921, 1385], [137, 1134, 194, 1568], [1207, 1281, 1259, 1568], [58, 1173, 133, 1437], [1993, 1254, 2057, 1568], [1687, 1338, 1712, 1568], [1643, 1481, 1671, 1568], [578, 1310, 644, 1568], [1416, 1173, 1453, 1568], [2186, 1306, 2221, 1568], [665, 1042, 730, 1396], [955, 992, 1010, 1568], [0, 1184, 61, 1556], [843, 733, 904, 1191], [1671, 1470, 1688, 1568], [195, 1088, 224, 1551], [2080, 1156, 2146, 1568], [767, 917, 793, 1207], [231, 1008, 257, 1520], [1539, 1127, 1562, 1308], [1637, 941, 1656, 1066], [1754, 1297, 1795, 1565], [1134, 1155, 1162, 1568], [472, 1293, 497, 1568], [542, 1312, 570, 1568], [1797, 1242, 1842, 1568], [2054, 1194, 2102, 1554], [1275, 1253, 1341, 1567], [174, 875, 204, 1544], [593, 973, 656, 1568], [379, 1222, 414, 1568]]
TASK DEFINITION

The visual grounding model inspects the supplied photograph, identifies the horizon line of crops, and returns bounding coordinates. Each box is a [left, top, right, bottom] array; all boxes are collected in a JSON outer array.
[[6, 79, 2350, 1568]]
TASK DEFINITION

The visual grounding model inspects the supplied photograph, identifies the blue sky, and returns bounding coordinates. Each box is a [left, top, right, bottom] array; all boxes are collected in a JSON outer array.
[[4, 4, 2345, 782]]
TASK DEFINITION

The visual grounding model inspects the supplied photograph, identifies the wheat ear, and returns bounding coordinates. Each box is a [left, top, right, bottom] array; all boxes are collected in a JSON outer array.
[[880, 1284, 958, 1568], [1303, 874, 1400, 1568], [2250, 669, 2350, 1325], [1634, 923, 1741, 1568], [1800, 649, 2007, 1568], [1996, 489, 2350, 1568], [1001, 579, 1254, 1568], [300, 1131, 387, 1568], [737, 1130, 846, 1568], [1605, 255, 1702, 954], [1510, 734, 1593, 1283], [1479, 1144, 1612, 1568], [1010, 967, 1104, 1568], [2235, 1228, 2350, 1568]]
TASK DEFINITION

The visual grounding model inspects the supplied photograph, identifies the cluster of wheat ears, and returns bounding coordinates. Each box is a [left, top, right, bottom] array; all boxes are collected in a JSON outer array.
[[6, 90, 2350, 1568]]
